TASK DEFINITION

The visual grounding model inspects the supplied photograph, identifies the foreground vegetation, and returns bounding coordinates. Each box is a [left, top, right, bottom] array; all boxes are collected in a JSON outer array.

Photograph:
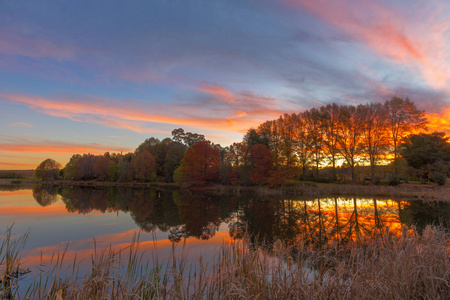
[[1, 224, 449, 299]]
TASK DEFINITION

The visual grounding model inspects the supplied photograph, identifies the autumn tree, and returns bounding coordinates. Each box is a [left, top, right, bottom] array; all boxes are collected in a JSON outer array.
[[359, 103, 389, 183], [320, 103, 340, 180], [94, 155, 111, 180], [128, 150, 156, 181], [180, 141, 221, 185], [249, 144, 273, 185], [225, 142, 250, 185], [303, 108, 324, 177], [384, 97, 427, 175], [292, 113, 312, 177], [336, 105, 364, 182], [35, 158, 61, 180]]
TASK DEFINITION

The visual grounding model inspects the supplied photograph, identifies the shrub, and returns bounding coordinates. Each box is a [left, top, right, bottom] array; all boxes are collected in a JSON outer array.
[[431, 172, 447, 185]]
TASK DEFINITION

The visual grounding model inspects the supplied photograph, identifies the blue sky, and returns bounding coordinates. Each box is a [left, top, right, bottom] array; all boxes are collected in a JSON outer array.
[[1, 0, 449, 169]]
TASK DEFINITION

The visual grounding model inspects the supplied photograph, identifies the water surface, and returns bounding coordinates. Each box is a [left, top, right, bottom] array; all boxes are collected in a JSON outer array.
[[1, 185, 449, 275]]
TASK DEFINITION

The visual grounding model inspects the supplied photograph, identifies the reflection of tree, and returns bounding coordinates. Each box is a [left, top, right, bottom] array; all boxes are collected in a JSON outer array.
[[400, 200, 450, 232], [173, 191, 225, 240], [30, 185, 449, 249], [32, 185, 59, 207]]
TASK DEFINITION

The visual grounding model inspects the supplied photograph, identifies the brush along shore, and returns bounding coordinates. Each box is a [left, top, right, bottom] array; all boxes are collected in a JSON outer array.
[[1, 224, 449, 299]]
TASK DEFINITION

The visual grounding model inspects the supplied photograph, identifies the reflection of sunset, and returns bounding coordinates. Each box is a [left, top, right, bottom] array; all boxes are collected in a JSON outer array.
[[21, 229, 232, 270]]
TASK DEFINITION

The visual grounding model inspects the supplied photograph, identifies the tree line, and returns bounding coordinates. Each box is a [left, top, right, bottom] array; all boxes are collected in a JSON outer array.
[[35, 97, 450, 185]]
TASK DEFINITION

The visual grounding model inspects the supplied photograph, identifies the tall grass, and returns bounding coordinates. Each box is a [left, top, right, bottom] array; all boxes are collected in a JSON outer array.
[[0, 225, 29, 299], [1, 225, 449, 299]]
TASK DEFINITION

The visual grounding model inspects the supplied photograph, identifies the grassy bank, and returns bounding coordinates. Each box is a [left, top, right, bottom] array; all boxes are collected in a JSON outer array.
[[1, 225, 449, 299]]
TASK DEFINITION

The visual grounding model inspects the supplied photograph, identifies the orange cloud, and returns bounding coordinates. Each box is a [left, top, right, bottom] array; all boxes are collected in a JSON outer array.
[[426, 107, 450, 134], [283, 0, 450, 89], [197, 82, 235, 103], [1, 90, 283, 135], [0, 161, 37, 167], [0, 138, 132, 155]]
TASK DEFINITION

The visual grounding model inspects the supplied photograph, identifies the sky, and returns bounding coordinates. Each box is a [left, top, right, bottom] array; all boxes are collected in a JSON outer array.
[[1, 0, 450, 170]]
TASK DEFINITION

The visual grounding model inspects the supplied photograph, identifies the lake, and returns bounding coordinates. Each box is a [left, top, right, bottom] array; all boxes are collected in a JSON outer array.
[[1, 185, 449, 295]]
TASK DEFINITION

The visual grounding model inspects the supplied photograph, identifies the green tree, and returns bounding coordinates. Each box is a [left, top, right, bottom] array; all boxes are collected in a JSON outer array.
[[35, 158, 61, 180], [401, 132, 450, 182], [171, 128, 206, 147]]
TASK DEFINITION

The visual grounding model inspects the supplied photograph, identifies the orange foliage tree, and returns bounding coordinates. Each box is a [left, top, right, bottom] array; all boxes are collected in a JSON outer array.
[[180, 141, 221, 185]]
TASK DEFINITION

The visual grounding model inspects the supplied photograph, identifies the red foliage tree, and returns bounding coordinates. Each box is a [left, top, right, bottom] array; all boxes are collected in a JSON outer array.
[[94, 156, 111, 180], [129, 150, 156, 181], [249, 144, 273, 185], [180, 141, 221, 185]]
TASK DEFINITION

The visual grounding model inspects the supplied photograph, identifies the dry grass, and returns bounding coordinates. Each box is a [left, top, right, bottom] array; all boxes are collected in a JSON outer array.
[[1, 225, 449, 299]]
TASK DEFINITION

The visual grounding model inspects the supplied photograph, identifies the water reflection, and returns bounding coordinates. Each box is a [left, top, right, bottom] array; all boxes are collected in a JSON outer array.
[[31, 185, 450, 248]]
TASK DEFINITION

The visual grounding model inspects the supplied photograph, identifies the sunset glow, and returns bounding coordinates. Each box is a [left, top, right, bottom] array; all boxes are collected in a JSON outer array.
[[1, 0, 449, 169]]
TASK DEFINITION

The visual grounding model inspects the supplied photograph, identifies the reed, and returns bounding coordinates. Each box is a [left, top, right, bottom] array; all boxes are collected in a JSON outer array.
[[1, 225, 449, 299]]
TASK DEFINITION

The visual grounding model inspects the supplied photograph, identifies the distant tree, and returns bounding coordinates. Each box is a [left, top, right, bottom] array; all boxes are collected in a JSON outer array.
[[128, 150, 156, 181], [180, 141, 221, 185], [35, 158, 61, 180], [384, 97, 427, 175], [335, 105, 364, 182], [320, 103, 340, 180], [172, 128, 206, 147], [94, 156, 110, 180], [303, 108, 324, 177], [108, 162, 120, 181], [73, 154, 96, 180], [243, 128, 270, 150], [359, 103, 389, 183], [63, 154, 81, 179], [163, 142, 188, 182]]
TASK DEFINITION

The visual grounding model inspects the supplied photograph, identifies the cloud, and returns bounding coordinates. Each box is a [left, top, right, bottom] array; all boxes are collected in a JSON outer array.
[[0, 136, 132, 155], [8, 122, 35, 128], [1, 88, 285, 135], [0, 161, 37, 167], [426, 107, 450, 135], [282, 0, 450, 90]]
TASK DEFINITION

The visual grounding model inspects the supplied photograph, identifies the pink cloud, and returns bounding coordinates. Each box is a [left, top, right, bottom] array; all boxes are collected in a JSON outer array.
[[283, 0, 450, 89], [0, 137, 132, 155], [1, 90, 284, 135]]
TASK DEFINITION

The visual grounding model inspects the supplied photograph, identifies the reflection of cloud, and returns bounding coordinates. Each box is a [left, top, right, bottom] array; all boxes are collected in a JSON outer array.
[[8, 122, 35, 128], [21, 229, 231, 271]]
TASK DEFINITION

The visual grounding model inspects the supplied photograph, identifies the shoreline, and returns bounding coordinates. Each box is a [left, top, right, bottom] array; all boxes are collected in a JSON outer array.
[[1, 179, 449, 201]]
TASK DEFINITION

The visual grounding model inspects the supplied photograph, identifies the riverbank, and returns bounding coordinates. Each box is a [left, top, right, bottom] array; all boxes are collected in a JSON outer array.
[[1, 179, 449, 201]]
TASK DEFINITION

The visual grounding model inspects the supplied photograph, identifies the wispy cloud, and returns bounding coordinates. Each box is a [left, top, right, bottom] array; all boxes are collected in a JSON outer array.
[[282, 0, 450, 89], [0, 136, 132, 155], [1, 89, 284, 135], [0, 161, 37, 167], [8, 122, 35, 128]]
